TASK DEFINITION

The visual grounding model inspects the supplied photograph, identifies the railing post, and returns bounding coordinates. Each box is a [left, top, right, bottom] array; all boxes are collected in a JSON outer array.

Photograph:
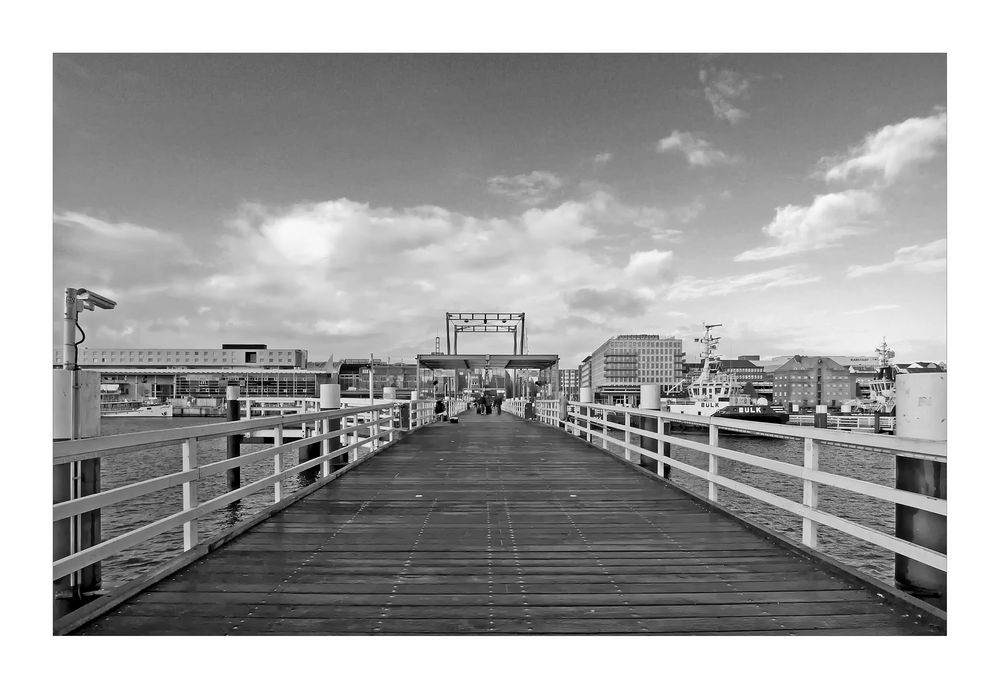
[[602, 408, 608, 450], [273, 423, 284, 503], [322, 384, 344, 474], [352, 414, 360, 462], [895, 373, 947, 608], [656, 416, 666, 478], [802, 437, 819, 548], [182, 437, 199, 550], [708, 422, 719, 502], [225, 384, 242, 494], [624, 411, 632, 463]]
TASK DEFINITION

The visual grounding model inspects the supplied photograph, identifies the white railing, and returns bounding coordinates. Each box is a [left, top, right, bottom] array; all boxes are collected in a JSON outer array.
[[788, 413, 896, 433], [53, 399, 440, 584], [503, 399, 946, 575]]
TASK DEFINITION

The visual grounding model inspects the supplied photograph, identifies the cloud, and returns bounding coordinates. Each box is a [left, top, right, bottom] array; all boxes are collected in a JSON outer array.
[[845, 304, 901, 315], [487, 170, 564, 205], [54, 191, 691, 361], [846, 239, 946, 278], [735, 190, 881, 261], [593, 152, 613, 166], [820, 111, 946, 186], [667, 266, 821, 300], [563, 287, 651, 317], [699, 66, 750, 124], [657, 131, 737, 167], [624, 249, 674, 282]]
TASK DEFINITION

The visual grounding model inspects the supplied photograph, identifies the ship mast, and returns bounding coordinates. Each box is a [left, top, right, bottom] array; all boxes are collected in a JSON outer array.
[[875, 337, 895, 368], [693, 323, 723, 383]]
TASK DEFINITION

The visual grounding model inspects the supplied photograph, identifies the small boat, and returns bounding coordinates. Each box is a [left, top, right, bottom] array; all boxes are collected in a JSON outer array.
[[665, 323, 788, 424], [101, 395, 174, 417]]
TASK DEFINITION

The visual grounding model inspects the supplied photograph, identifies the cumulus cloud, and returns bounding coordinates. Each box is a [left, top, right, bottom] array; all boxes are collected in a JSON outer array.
[[657, 131, 737, 167], [735, 190, 881, 261], [699, 66, 750, 124], [846, 238, 946, 279], [820, 110, 946, 186], [594, 152, 613, 166], [667, 266, 821, 300], [54, 191, 690, 358], [624, 249, 674, 282], [487, 170, 564, 205]]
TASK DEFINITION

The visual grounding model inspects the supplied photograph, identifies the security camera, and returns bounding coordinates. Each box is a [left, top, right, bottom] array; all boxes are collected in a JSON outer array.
[[76, 288, 117, 310]]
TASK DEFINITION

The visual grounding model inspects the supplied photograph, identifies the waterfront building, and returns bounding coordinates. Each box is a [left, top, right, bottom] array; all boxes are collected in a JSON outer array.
[[681, 357, 773, 400], [587, 334, 684, 405], [578, 355, 592, 393], [559, 368, 581, 400], [772, 356, 860, 410], [53, 343, 308, 369]]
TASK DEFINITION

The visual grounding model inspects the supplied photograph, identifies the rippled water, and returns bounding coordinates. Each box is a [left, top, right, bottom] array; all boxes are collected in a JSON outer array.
[[97, 416, 368, 590], [600, 424, 898, 584]]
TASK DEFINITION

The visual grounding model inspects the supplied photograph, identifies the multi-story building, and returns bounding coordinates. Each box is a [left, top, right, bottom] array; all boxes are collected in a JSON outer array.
[[772, 356, 858, 410], [54, 343, 308, 369], [579, 355, 592, 393], [587, 334, 684, 405], [559, 368, 581, 400]]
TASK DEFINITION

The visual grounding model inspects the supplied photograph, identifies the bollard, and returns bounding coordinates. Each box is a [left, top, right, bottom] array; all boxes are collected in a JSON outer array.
[[873, 410, 883, 434], [894, 373, 946, 608], [225, 384, 242, 493], [814, 404, 828, 429], [637, 384, 661, 472], [558, 394, 568, 431], [322, 384, 345, 473]]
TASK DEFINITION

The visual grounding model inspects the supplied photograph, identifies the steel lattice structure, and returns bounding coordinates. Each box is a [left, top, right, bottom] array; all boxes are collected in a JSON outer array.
[[445, 312, 526, 354]]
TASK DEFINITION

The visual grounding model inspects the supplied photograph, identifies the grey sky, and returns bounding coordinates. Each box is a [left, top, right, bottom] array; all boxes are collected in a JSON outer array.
[[53, 54, 946, 365]]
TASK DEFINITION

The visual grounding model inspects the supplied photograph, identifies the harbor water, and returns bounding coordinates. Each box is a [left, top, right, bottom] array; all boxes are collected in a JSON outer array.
[[604, 425, 897, 584], [97, 416, 365, 590], [96, 417, 899, 592]]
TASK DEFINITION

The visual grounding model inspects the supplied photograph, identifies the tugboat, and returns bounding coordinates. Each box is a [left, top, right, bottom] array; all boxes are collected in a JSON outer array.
[[666, 323, 788, 424]]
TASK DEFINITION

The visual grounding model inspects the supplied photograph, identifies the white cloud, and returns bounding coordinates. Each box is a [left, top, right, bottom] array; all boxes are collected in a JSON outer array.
[[594, 152, 613, 166], [667, 266, 821, 300], [735, 190, 881, 261], [821, 111, 946, 186], [847, 239, 946, 279], [699, 66, 750, 124], [624, 249, 674, 282], [487, 170, 564, 205], [54, 192, 689, 360], [845, 304, 901, 315], [657, 131, 737, 167]]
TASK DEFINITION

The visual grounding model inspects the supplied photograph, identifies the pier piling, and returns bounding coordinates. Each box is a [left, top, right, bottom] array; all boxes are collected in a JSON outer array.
[[637, 384, 662, 473], [225, 384, 242, 493], [323, 384, 345, 473], [894, 373, 947, 609]]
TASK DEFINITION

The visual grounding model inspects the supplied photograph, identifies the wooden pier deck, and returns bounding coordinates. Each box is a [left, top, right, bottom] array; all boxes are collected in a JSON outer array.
[[75, 411, 944, 635]]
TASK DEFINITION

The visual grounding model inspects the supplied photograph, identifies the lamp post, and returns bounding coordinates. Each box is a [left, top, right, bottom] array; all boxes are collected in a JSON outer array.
[[55, 287, 116, 617]]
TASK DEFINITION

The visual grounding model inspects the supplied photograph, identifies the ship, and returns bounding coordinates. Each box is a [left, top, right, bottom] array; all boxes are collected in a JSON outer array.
[[101, 393, 174, 417], [665, 323, 788, 424]]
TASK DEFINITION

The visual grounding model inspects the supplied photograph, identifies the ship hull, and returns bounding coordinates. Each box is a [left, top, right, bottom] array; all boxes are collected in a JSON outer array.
[[102, 404, 174, 417]]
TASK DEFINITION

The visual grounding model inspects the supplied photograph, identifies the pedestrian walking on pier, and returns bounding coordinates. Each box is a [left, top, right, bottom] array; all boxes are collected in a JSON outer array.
[[493, 397, 502, 414], [434, 398, 446, 422]]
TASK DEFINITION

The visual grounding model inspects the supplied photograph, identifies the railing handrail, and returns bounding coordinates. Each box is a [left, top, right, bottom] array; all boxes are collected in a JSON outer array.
[[53, 401, 403, 462], [567, 402, 944, 460], [503, 398, 947, 575], [53, 398, 442, 585]]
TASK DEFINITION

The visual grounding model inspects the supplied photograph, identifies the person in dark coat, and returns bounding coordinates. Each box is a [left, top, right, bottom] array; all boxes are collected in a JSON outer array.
[[493, 397, 502, 414]]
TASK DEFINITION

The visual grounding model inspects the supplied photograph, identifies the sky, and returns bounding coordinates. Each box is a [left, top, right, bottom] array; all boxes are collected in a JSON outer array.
[[52, 53, 947, 367]]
